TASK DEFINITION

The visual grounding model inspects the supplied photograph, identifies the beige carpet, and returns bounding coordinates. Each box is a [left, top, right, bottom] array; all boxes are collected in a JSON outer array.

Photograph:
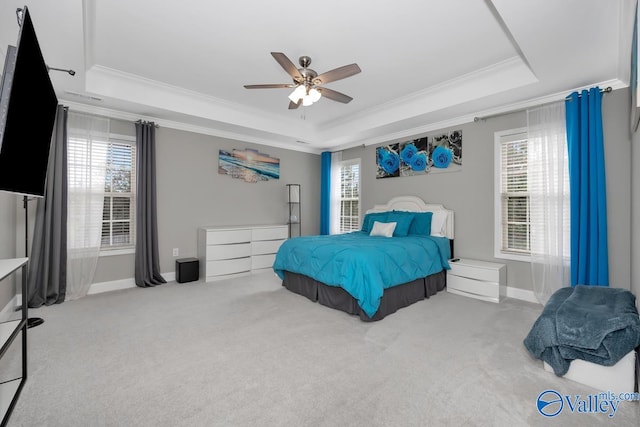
[[7, 272, 640, 426]]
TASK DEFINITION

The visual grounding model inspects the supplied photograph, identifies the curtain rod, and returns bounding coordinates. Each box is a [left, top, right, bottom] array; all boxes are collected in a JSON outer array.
[[136, 119, 159, 128], [473, 86, 612, 123]]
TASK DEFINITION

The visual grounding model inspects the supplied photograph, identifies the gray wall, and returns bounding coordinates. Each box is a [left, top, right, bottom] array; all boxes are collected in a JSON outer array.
[[0, 44, 16, 309], [93, 126, 321, 283], [342, 88, 633, 293], [0, 192, 17, 309], [1, 89, 636, 298], [632, 104, 640, 301]]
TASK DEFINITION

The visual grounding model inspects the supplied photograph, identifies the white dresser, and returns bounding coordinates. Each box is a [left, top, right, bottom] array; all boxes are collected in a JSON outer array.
[[447, 258, 506, 303], [198, 224, 288, 282]]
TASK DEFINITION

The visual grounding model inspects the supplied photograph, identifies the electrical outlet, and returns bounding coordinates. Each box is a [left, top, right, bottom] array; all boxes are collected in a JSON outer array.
[[172, 248, 179, 257]]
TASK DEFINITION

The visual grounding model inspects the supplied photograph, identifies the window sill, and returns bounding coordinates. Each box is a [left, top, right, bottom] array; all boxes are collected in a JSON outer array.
[[100, 247, 135, 257], [494, 251, 530, 263]]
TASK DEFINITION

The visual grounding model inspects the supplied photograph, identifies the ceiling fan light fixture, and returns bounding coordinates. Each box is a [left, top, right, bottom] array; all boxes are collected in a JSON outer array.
[[308, 88, 321, 103], [288, 86, 322, 106], [288, 85, 307, 103]]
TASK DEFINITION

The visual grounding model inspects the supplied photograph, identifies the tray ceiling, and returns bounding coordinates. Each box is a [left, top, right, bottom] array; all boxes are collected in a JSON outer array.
[[0, 0, 634, 152]]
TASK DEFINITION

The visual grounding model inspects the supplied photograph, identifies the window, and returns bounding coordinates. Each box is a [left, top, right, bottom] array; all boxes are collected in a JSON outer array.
[[337, 159, 360, 233], [495, 129, 530, 260], [102, 139, 136, 248], [68, 118, 136, 252]]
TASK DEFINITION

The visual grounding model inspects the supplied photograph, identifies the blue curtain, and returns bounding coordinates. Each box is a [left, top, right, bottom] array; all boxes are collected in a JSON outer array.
[[320, 152, 331, 235], [565, 87, 608, 287]]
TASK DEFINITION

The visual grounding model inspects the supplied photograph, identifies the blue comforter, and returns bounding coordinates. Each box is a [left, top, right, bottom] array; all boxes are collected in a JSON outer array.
[[273, 232, 451, 318]]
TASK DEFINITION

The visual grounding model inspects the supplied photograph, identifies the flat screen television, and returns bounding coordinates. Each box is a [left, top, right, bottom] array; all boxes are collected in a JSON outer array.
[[0, 6, 58, 197]]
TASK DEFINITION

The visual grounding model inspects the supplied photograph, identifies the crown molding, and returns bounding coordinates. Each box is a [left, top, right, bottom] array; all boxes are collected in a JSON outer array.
[[330, 78, 627, 152], [84, 65, 315, 139], [60, 99, 322, 154], [318, 56, 538, 148], [321, 56, 537, 130]]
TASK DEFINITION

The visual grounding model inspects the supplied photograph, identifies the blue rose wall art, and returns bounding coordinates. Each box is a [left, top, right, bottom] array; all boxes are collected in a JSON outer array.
[[399, 137, 429, 177], [430, 130, 462, 173], [376, 143, 401, 178], [376, 130, 462, 179]]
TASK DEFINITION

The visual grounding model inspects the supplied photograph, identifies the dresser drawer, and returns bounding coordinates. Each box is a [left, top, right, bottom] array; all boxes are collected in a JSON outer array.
[[198, 225, 287, 281], [251, 254, 276, 270], [206, 257, 251, 277], [447, 275, 500, 299], [206, 242, 251, 260], [207, 229, 251, 245], [251, 239, 284, 256], [252, 226, 288, 241]]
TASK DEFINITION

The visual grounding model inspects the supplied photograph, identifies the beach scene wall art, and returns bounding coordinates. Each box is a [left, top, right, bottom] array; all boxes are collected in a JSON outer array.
[[219, 148, 280, 183], [376, 130, 462, 179]]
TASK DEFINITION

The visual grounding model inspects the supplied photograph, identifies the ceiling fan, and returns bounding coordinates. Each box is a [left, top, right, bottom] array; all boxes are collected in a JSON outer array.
[[244, 52, 361, 109]]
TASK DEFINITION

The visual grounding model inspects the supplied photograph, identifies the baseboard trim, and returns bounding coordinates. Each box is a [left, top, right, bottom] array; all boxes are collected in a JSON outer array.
[[506, 286, 539, 304], [87, 278, 136, 295], [88, 272, 175, 295], [12, 273, 539, 304]]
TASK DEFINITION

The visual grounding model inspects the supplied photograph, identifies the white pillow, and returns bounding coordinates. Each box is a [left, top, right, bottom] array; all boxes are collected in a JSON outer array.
[[430, 211, 448, 237], [370, 221, 396, 237]]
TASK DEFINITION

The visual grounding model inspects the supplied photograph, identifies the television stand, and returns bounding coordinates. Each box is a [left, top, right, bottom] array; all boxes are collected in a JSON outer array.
[[0, 258, 29, 426]]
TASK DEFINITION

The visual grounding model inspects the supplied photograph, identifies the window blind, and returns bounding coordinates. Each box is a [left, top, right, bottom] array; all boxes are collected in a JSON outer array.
[[339, 160, 360, 233], [102, 139, 136, 247], [68, 133, 136, 250], [499, 132, 530, 254]]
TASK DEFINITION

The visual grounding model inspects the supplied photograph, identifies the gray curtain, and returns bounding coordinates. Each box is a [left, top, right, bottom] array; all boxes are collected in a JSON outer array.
[[27, 105, 68, 307], [135, 121, 166, 287]]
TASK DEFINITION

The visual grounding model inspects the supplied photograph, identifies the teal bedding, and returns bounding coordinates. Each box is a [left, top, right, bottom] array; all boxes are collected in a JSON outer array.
[[273, 232, 451, 318]]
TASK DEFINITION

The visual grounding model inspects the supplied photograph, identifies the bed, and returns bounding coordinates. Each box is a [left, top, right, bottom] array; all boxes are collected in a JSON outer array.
[[273, 196, 454, 321]]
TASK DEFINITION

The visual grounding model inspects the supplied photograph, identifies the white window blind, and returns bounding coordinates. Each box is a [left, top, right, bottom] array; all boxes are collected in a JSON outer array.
[[102, 139, 136, 248], [496, 130, 530, 257], [339, 159, 360, 233], [68, 130, 136, 250]]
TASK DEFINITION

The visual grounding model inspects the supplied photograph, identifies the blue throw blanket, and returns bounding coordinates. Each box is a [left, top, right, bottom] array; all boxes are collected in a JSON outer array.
[[523, 285, 640, 376], [273, 232, 451, 318]]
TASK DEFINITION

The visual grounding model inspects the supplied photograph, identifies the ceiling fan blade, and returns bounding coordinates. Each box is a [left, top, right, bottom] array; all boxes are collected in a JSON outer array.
[[318, 87, 353, 104], [271, 52, 303, 81], [244, 84, 295, 89], [288, 99, 302, 110], [313, 63, 361, 85]]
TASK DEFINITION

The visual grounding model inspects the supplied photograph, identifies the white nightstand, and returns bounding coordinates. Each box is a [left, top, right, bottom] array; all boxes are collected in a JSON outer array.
[[447, 258, 506, 303]]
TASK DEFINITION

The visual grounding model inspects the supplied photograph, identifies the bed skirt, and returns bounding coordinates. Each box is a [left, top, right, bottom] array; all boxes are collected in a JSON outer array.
[[282, 270, 446, 321]]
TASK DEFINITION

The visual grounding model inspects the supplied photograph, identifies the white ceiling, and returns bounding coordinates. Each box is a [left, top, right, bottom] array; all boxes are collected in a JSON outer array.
[[0, 0, 635, 153]]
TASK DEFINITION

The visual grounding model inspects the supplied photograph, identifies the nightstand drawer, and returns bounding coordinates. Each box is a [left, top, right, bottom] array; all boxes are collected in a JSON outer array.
[[447, 258, 506, 303], [448, 275, 500, 299], [449, 260, 505, 284]]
